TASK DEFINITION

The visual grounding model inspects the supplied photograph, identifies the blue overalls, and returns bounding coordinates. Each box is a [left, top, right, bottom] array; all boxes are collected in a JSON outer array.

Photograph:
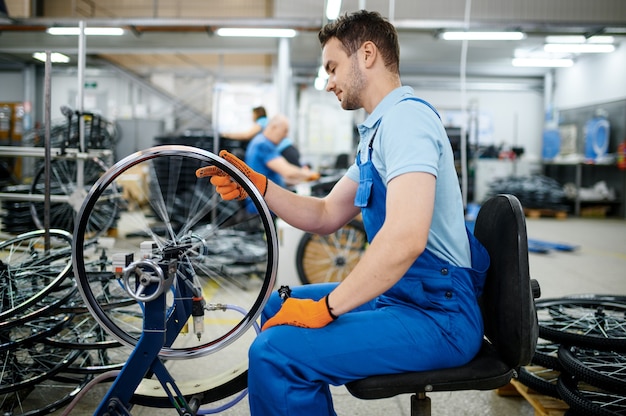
[[247, 107, 490, 416]]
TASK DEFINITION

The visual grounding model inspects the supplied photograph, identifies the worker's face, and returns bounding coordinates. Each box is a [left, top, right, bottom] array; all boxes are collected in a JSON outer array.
[[322, 38, 365, 110]]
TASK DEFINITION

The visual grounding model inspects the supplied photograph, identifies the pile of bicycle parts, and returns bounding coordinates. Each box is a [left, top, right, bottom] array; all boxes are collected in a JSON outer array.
[[0, 229, 131, 415], [0, 146, 280, 415], [518, 294, 626, 416]]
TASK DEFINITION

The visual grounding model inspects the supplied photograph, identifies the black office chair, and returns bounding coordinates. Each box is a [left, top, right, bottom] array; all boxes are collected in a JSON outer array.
[[346, 194, 541, 416]]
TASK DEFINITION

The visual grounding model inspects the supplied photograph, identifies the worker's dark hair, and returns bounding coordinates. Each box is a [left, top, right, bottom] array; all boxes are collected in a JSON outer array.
[[318, 10, 400, 74], [252, 106, 267, 120]]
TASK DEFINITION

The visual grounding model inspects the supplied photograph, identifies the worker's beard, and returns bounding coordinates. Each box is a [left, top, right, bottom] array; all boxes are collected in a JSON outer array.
[[340, 58, 366, 111]]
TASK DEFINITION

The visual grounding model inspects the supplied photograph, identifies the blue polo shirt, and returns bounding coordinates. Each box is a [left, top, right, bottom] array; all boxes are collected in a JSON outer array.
[[345, 86, 471, 268], [245, 133, 285, 188], [243, 133, 284, 214]]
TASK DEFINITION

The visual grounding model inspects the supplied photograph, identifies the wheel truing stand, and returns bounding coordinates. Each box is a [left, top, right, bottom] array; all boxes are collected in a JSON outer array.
[[95, 242, 205, 416]]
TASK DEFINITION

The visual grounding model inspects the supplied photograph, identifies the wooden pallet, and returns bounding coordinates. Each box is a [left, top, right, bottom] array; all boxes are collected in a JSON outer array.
[[497, 380, 569, 416], [524, 208, 568, 219]]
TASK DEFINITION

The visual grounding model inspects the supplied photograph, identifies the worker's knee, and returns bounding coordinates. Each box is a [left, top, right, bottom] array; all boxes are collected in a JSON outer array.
[[249, 331, 282, 371], [249, 328, 302, 373]]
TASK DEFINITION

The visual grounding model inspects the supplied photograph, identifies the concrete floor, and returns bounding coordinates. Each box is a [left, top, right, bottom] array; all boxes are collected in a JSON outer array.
[[53, 216, 626, 415]]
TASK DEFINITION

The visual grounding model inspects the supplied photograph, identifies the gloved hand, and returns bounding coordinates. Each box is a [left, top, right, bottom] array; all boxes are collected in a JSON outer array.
[[262, 296, 337, 330], [306, 171, 321, 182], [196, 150, 268, 201]]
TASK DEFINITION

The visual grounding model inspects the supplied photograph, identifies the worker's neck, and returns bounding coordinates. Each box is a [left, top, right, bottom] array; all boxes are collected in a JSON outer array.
[[362, 73, 402, 114]]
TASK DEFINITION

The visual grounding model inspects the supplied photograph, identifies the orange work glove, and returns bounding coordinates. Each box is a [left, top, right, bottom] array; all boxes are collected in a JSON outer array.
[[196, 150, 268, 201], [307, 172, 321, 181], [261, 296, 337, 331]]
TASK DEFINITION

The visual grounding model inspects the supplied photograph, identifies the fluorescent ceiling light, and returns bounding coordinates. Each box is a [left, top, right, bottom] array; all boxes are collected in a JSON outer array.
[[47, 27, 124, 36], [544, 43, 615, 53], [545, 35, 615, 44], [216, 28, 296, 38], [326, 0, 342, 20], [32, 52, 70, 63], [512, 58, 574, 67], [441, 31, 525, 41]]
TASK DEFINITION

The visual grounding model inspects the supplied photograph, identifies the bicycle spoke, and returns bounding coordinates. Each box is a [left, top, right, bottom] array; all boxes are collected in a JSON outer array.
[[30, 159, 118, 237], [0, 343, 80, 394], [0, 230, 73, 321], [537, 298, 626, 351], [297, 220, 366, 284], [72, 146, 277, 406]]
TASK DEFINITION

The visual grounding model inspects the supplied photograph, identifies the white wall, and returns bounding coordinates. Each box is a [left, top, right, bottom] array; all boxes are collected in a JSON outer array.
[[49, 70, 177, 129], [297, 88, 355, 169], [296, 85, 546, 165], [416, 88, 544, 161], [553, 42, 626, 110]]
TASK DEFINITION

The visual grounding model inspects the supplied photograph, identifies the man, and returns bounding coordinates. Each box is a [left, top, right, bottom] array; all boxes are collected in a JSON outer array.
[[220, 106, 268, 143], [197, 10, 489, 416], [245, 114, 317, 187], [276, 136, 302, 167]]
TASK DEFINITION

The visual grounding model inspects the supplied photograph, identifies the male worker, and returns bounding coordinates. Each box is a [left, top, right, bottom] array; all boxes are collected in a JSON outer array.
[[197, 10, 489, 416]]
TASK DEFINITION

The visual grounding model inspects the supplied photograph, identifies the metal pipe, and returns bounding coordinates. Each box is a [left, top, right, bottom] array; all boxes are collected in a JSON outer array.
[[0, 146, 112, 158], [77, 21, 86, 191], [0, 193, 70, 203], [44, 51, 51, 252], [459, 0, 472, 207]]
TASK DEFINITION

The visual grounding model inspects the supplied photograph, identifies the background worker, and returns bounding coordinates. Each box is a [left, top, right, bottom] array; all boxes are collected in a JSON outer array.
[[245, 114, 318, 187], [276, 136, 303, 167], [220, 105, 268, 142], [198, 10, 489, 416]]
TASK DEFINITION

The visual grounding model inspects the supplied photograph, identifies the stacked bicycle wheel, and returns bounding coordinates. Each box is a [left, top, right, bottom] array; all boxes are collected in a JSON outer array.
[[519, 295, 626, 416], [0, 229, 106, 416]]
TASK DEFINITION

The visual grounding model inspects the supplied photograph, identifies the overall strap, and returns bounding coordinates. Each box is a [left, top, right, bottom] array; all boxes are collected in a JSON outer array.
[[401, 96, 441, 120], [368, 96, 441, 150]]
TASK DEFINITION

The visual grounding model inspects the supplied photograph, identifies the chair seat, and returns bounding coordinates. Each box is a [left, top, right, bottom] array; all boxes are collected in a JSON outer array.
[[346, 340, 515, 400]]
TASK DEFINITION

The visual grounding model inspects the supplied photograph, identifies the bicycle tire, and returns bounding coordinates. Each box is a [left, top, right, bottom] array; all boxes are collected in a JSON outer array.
[[0, 229, 73, 321], [536, 298, 626, 352], [569, 294, 626, 303], [518, 365, 560, 398], [72, 145, 277, 405], [532, 336, 563, 371], [557, 373, 625, 416], [564, 411, 586, 416], [296, 219, 367, 284], [558, 345, 626, 395]]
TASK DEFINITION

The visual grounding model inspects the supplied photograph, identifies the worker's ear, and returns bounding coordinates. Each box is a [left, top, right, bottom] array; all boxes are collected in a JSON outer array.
[[361, 41, 377, 69]]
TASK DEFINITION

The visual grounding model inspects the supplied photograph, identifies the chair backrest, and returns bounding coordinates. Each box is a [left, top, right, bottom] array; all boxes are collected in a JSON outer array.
[[473, 194, 538, 369]]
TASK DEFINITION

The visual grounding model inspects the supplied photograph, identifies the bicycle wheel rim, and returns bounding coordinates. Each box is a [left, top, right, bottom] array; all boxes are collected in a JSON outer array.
[[0, 343, 81, 395], [296, 219, 366, 284], [72, 145, 277, 359], [558, 345, 626, 395], [557, 373, 625, 416], [536, 298, 626, 352], [0, 229, 73, 321]]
